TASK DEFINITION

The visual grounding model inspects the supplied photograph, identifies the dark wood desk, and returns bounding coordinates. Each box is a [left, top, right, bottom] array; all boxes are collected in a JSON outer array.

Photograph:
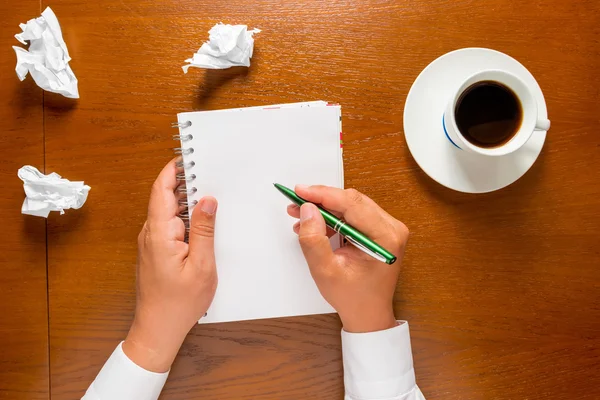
[[0, 2, 49, 400], [2, 0, 599, 399]]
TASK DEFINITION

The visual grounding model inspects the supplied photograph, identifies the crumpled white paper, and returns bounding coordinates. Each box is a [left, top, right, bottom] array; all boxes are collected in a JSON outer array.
[[12, 7, 79, 98], [17, 166, 90, 218], [182, 23, 261, 72]]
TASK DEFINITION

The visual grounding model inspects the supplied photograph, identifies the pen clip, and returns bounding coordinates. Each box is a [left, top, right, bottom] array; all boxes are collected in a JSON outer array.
[[344, 235, 387, 263]]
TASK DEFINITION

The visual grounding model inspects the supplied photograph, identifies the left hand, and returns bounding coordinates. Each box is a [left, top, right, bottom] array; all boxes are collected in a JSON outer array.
[[123, 158, 219, 372]]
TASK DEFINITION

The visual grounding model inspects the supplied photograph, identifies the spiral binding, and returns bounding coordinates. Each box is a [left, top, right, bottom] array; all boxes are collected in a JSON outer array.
[[173, 147, 194, 155], [178, 199, 198, 207], [176, 173, 196, 182], [177, 186, 197, 195], [173, 120, 195, 235]]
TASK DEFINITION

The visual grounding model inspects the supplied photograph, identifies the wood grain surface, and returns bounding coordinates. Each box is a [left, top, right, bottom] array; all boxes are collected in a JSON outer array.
[[3, 0, 596, 399], [0, 2, 49, 400]]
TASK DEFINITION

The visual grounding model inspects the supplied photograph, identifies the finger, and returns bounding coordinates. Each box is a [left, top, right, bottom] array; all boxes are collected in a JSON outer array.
[[298, 203, 337, 274], [176, 190, 192, 214], [287, 204, 300, 218], [295, 185, 399, 246], [187, 196, 218, 268], [293, 219, 336, 238], [288, 203, 342, 221], [296, 185, 370, 216], [148, 157, 181, 222], [173, 217, 186, 242], [289, 203, 341, 238]]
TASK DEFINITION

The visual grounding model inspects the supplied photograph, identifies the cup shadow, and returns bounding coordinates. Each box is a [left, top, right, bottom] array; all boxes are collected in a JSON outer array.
[[402, 137, 547, 250]]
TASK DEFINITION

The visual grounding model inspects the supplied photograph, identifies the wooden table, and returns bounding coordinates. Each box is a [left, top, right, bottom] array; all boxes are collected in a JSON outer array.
[[1, 0, 599, 399], [0, 2, 49, 399]]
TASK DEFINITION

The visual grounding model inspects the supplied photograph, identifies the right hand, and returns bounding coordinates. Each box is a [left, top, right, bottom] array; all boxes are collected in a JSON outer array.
[[287, 185, 409, 333]]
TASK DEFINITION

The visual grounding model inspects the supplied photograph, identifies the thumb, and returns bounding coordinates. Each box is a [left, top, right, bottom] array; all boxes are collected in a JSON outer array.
[[188, 196, 218, 266], [298, 203, 336, 273]]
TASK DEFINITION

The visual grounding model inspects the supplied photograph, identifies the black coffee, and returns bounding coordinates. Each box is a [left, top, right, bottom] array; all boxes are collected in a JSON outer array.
[[455, 81, 522, 148]]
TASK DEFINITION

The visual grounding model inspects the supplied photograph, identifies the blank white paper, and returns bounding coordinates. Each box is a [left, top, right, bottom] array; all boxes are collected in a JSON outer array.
[[178, 103, 343, 324]]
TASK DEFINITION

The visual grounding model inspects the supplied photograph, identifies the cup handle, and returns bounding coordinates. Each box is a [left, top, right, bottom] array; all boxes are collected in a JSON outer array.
[[535, 118, 551, 131]]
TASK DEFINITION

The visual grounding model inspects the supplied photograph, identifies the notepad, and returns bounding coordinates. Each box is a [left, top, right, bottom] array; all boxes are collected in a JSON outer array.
[[176, 101, 344, 324]]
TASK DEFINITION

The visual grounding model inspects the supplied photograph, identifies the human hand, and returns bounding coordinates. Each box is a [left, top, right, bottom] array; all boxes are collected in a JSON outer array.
[[123, 158, 218, 372], [287, 185, 408, 333]]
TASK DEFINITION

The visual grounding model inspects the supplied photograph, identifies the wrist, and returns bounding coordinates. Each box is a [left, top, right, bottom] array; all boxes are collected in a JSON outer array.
[[340, 310, 398, 333], [123, 315, 187, 373]]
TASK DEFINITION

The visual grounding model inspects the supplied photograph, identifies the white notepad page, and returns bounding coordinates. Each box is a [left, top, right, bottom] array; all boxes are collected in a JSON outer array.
[[177, 103, 343, 324]]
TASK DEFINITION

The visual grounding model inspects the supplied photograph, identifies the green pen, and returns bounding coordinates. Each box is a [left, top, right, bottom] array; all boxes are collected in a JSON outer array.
[[274, 183, 397, 265]]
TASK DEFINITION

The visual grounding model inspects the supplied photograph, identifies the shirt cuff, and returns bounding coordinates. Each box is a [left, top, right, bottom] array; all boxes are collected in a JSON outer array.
[[82, 342, 169, 400], [342, 321, 416, 400]]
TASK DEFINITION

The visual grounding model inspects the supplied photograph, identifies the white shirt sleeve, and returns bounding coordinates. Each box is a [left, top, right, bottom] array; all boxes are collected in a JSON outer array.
[[342, 321, 425, 400], [81, 342, 169, 400], [83, 322, 423, 400]]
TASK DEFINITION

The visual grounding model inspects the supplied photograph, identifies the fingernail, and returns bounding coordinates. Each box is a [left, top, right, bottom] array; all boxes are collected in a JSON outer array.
[[300, 203, 317, 222], [199, 197, 217, 215]]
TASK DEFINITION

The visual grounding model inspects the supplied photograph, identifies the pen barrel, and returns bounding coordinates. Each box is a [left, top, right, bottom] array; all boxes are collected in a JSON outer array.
[[318, 207, 397, 264], [273, 183, 397, 265], [320, 210, 340, 229]]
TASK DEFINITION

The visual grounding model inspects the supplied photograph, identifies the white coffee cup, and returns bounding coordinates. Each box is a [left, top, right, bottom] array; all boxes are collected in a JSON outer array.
[[442, 70, 550, 156]]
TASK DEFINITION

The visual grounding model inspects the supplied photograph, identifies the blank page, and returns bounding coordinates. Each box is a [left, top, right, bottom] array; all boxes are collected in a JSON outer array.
[[177, 105, 342, 324]]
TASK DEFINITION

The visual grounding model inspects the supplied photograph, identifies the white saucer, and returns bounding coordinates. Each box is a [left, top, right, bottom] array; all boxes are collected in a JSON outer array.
[[403, 48, 547, 193]]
